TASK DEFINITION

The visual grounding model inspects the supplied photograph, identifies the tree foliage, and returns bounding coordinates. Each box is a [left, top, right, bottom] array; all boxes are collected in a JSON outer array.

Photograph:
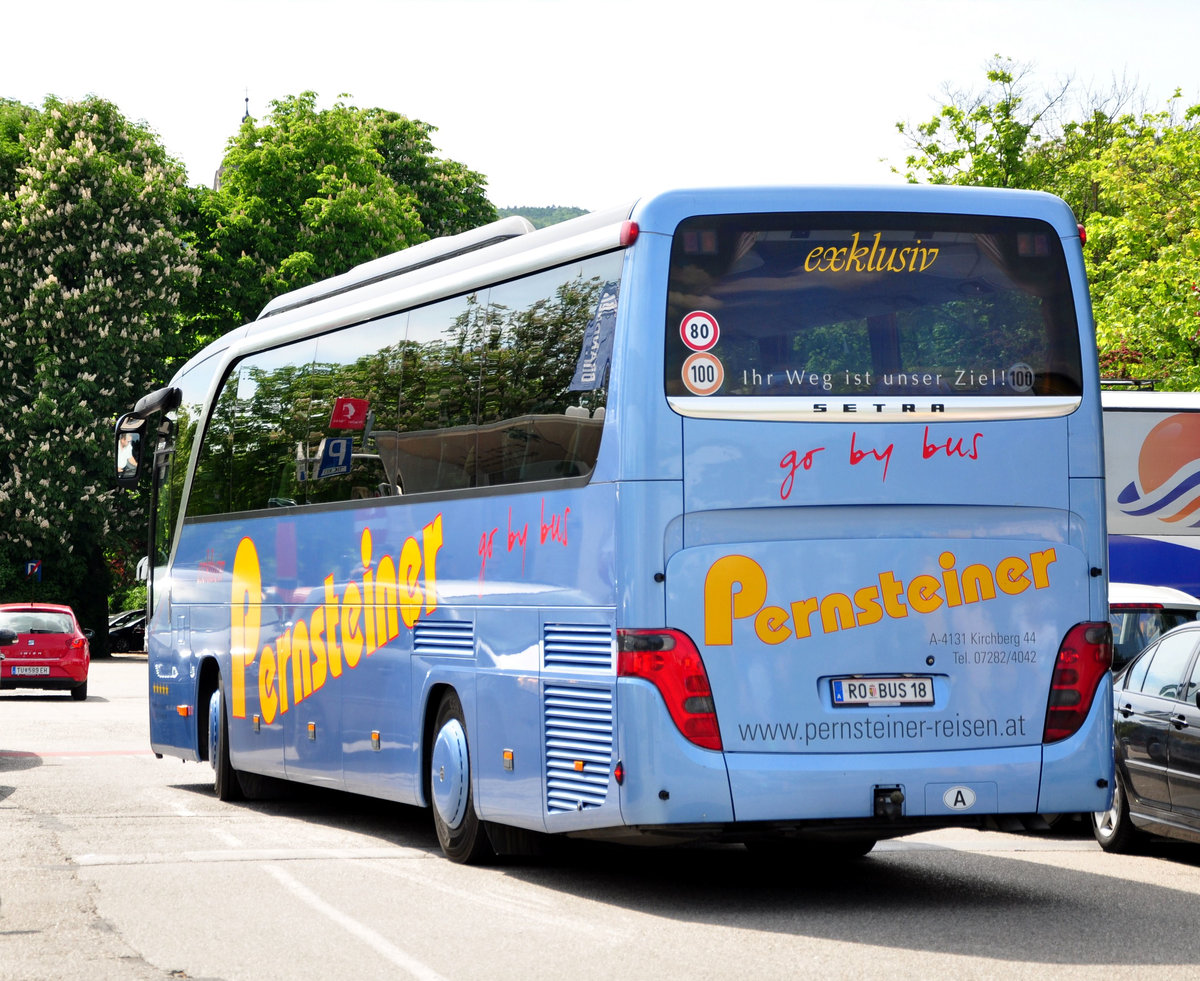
[[0, 96, 198, 635], [0, 89, 503, 627], [188, 93, 496, 345], [896, 57, 1200, 389], [499, 205, 588, 229]]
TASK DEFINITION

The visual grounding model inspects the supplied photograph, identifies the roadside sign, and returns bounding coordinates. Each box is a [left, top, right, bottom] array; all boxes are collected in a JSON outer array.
[[329, 397, 370, 430], [313, 437, 354, 479]]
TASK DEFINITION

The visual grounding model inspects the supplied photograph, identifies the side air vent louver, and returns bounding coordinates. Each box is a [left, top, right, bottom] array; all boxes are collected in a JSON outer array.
[[545, 685, 613, 813], [543, 623, 613, 671], [413, 619, 474, 658]]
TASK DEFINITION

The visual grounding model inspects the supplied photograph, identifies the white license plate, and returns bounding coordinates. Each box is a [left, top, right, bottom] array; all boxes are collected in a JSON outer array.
[[11, 665, 51, 676], [831, 676, 934, 706]]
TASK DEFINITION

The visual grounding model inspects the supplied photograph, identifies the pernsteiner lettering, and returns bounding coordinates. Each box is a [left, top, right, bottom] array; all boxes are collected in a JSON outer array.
[[230, 515, 443, 724], [703, 548, 1056, 647]]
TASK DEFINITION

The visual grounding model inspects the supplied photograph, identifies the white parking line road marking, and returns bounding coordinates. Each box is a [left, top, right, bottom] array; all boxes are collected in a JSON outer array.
[[263, 863, 449, 981], [72, 846, 413, 867]]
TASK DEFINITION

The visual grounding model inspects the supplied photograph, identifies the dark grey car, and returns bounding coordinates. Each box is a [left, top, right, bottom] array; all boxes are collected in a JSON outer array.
[[1094, 621, 1200, 851]]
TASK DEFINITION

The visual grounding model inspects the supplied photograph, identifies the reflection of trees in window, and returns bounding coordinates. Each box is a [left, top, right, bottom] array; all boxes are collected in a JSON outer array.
[[480, 273, 610, 426], [666, 217, 1080, 397], [184, 251, 624, 513], [188, 379, 236, 517], [231, 360, 314, 512], [157, 358, 216, 556], [399, 292, 487, 433]]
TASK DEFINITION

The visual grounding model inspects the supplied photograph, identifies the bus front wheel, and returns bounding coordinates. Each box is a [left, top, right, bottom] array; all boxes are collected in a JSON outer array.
[[430, 691, 491, 864]]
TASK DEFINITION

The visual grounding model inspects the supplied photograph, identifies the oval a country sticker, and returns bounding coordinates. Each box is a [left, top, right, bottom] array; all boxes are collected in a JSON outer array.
[[942, 786, 977, 810]]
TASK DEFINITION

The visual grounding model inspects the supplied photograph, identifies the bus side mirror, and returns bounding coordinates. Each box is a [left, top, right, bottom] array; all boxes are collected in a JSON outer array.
[[115, 413, 147, 489]]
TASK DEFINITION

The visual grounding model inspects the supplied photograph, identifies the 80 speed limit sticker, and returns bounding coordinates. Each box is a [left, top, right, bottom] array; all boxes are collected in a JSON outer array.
[[680, 310, 720, 352], [682, 351, 725, 396]]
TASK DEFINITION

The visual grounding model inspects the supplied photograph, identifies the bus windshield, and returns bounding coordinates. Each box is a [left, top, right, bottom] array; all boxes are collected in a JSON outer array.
[[666, 213, 1083, 402]]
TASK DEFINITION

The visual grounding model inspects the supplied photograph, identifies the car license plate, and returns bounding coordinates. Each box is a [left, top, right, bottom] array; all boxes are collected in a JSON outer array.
[[11, 665, 51, 676], [831, 676, 934, 706]]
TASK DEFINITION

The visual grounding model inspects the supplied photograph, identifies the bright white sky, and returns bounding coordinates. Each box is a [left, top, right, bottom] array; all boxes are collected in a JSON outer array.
[[5, 0, 1199, 211]]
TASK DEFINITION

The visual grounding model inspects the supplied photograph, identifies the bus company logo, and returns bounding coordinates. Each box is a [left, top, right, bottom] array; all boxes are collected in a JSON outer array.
[[1117, 413, 1200, 527], [703, 548, 1057, 647], [229, 515, 444, 726]]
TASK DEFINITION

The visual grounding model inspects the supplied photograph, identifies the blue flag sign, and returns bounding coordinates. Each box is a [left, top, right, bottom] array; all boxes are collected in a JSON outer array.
[[569, 281, 619, 391]]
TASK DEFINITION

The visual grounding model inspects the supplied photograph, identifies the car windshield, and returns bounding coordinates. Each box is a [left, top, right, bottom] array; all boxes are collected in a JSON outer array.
[[1110, 607, 1199, 670]]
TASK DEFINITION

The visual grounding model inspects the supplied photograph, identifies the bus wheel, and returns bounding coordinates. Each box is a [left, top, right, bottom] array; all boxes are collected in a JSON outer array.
[[430, 691, 491, 864], [208, 687, 243, 803], [1092, 773, 1141, 853]]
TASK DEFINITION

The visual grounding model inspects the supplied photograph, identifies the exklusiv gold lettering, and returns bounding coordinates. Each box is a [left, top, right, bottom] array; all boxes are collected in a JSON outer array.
[[805, 233, 939, 274]]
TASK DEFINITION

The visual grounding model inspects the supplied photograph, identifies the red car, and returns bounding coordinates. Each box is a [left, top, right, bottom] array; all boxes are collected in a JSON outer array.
[[0, 603, 92, 700]]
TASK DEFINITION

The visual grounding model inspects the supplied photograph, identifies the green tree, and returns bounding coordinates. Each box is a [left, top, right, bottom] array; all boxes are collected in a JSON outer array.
[[896, 58, 1071, 190], [189, 93, 496, 346], [896, 58, 1200, 388], [0, 96, 198, 640], [1084, 102, 1200, 388], [370, 110, 495, 239], [498, 205, 588, 229], [0, 98, 39, 194]]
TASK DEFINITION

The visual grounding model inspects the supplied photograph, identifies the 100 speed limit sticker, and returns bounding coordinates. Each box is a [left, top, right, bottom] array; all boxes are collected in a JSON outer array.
[[680, 310, 724, 395]]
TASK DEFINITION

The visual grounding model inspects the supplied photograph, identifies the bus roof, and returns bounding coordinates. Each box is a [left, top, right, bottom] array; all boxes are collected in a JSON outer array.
[[169, 184, 1084, 383]]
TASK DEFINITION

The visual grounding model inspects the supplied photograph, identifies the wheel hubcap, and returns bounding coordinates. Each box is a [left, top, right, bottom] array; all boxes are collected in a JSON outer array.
[[431, 718, 469, 830], [1095, 783, 1120, 839]]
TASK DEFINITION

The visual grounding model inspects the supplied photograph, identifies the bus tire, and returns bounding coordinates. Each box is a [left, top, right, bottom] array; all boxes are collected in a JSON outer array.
[[484, 821, 546, 859], [1091, 772, 1141, 853], [209, 687, 243, 803], [430, 691, 491, 864]]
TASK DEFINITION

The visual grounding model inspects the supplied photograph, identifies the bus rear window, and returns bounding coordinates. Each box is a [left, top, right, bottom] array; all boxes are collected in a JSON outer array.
[[665, 212, 1083, 400]]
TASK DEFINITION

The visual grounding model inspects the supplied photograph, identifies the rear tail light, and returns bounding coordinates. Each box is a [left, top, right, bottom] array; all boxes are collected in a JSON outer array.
[[69, 636, 86, 649], [1043, 621, 1112, 743], [617, 628, 722, 751]]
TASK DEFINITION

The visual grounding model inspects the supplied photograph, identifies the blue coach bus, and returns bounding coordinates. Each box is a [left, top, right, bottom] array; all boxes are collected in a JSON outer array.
[[119, 186, 1113, 862]]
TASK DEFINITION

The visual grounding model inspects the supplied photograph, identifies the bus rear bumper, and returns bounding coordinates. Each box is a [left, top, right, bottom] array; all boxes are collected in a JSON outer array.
[[725, 745, 1044, 822]]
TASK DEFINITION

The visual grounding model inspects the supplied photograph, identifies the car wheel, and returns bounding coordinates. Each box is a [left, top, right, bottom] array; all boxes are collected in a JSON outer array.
[[208, 687, 243, 802], [430, 691, 491, 864], [70, 679, 88, 701], [1091, 773, 1141, 853]]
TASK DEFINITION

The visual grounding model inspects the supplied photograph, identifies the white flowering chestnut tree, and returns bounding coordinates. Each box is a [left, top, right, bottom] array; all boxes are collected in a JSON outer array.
[[0, 96, 198, 642]]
